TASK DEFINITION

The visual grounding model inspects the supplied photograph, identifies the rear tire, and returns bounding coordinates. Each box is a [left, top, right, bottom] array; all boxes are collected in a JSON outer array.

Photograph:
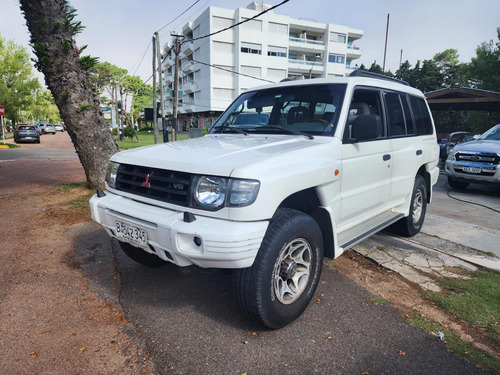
[[447, 176, 469, 190], [235, 208, 323, 329], [119, 241, 168, 267], [390, 175, 427, 237]]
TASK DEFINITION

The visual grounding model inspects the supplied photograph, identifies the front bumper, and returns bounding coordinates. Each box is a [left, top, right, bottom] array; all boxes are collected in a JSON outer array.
[[89, 191, 269, 269], [445, 159, 500, 184]]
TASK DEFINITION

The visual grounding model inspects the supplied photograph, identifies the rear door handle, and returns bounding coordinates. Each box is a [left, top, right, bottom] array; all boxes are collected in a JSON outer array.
[[416, 150, 423, 156], [383, 154, 391, 161]]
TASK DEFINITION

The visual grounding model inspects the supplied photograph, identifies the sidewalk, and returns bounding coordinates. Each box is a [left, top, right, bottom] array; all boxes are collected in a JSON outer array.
[[353, 213, 500, 292]]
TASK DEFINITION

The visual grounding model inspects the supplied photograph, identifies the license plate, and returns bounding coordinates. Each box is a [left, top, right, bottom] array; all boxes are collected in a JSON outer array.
[[463, 166, 481, 174], [115, 221, 148, 247]]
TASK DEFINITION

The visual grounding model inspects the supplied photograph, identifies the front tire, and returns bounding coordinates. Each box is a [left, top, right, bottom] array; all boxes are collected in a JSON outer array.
[[448, 176, 469, 190], [119, 241, 168, 267], [235, 209, 324, 329], [391, 175, 427, 237]]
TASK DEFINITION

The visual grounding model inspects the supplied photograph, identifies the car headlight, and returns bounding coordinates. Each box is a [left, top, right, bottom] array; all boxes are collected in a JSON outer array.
[[193, 176, 260, 210], [105, 161, 120, 189], [446, 148, 457, 161]]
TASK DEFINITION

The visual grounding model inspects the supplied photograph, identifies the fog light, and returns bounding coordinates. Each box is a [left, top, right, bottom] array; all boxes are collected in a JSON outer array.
[[194, 236, 202, 246]]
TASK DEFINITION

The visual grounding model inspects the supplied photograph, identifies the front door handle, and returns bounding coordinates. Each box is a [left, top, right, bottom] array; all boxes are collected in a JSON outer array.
[[383, 154, 391, 161], [416, 149, 423, 156]]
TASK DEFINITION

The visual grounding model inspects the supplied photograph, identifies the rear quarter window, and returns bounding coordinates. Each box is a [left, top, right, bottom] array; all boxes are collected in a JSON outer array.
[[409, 96, 433, 135]]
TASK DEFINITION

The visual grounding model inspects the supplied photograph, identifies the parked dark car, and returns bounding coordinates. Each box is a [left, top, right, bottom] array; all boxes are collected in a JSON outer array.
[[438, 138, 447, 158], [14, 125, 40, 143], [442, 131, 472, 159]]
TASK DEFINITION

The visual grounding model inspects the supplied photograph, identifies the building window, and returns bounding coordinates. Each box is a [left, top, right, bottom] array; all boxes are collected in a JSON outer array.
[[267, 46, 287, 58], [213, 16, 233, 29], [330, 32, 346, 44], [267, 68, 287, 80], [213, 41, 234, 54], [213, 88, 234, 100], [241, 65, 261, 78], [242, 18, 262, 31], [269, 22, 287, 34], [241, 42, 261, 55], [328, 54, 345, 64]]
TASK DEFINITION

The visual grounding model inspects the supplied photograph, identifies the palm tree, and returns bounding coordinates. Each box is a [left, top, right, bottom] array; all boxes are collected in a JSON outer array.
[[19, 0, 118, 188]]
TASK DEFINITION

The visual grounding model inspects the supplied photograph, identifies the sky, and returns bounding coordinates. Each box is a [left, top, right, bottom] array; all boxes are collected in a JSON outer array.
[[1, 0, 499, 86]]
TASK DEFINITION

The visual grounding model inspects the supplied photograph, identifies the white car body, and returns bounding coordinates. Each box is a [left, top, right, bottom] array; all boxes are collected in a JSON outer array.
[[90, 75, 439, 270]]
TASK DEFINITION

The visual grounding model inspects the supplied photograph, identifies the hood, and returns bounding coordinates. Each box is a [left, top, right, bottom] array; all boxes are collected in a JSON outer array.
[[112, 134, 331, 176], [454, 139, 500, 154]]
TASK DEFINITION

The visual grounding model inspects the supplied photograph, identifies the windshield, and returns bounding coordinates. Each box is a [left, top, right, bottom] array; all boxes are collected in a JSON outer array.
[[210, 83, 347, 137], [479, 125, 500, 140]]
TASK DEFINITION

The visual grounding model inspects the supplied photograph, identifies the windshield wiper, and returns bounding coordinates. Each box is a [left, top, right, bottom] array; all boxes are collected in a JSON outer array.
[[256, 126, 314, 140], [214, 125, 248, 135]]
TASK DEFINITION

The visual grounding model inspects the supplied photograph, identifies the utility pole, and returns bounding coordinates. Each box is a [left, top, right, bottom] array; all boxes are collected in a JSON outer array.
[[382, 13, 390, 73], [116, 84, 123, 141], [155, 32, 168, 143], [398, 49, 403, 80], [171, 32, 184, 142], [152, 34, 159, 144]]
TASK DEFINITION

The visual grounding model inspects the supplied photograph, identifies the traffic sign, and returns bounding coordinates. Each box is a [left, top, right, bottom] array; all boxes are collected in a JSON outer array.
[[0, 105, 4, 116]]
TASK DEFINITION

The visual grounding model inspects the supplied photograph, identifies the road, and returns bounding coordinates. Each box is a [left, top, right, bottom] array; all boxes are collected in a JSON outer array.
[[1, 133, 496, 374]]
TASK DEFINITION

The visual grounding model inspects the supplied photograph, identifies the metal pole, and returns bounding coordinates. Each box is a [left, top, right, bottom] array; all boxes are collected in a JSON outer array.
[[116, 84, 123, 141], [382, 13, 390, 73], [1, 115, 5, 144], [398, 49, 403, 80], [172, 33, 183, 142], [152, 35, 158, 144], [155, 32, 168, 143]]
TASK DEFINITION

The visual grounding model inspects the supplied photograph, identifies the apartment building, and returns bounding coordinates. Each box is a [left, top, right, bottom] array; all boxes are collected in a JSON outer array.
[[162, 1, 363, 130]]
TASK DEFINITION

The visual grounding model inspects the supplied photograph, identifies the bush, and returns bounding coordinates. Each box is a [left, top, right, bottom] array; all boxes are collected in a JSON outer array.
[[112, 128, 118, 136], [138, 126, 154, 132], [123, 126, 136, 140]]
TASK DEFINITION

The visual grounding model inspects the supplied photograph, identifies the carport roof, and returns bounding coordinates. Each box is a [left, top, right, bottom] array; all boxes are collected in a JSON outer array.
[[425, 87, 500, 112]]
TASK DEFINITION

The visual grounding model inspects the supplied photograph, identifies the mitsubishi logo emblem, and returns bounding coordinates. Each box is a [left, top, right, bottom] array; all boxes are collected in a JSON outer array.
[[141, 174, 151, 188]]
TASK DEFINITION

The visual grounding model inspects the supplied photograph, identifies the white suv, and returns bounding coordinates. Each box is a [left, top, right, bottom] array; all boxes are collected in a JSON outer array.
[[90, 71, 439, 329]]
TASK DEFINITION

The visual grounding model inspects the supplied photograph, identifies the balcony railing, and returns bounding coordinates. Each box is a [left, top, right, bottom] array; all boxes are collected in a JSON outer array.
[[347, 45, 360, 50], [289, 37, 324, 46], [288, 59, 323, 67]]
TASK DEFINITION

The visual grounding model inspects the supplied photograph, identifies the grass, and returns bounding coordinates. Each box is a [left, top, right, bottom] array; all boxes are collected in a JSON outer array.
[[426, 270, 500, 344], [408, 314, 500, 374], [115, 131, 190, 149], [1, 142, 19, 148]]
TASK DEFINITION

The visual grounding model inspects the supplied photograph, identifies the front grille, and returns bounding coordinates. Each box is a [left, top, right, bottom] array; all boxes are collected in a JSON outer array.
[[455, 152, 500, 165], [116, 164, 193, 206]]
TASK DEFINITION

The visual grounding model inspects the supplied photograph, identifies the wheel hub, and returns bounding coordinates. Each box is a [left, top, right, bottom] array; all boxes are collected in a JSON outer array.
[[280, 259, 297, 279]]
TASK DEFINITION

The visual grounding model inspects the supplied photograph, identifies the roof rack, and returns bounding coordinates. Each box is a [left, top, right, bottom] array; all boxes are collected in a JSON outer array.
[[349, 69, 409, 86]]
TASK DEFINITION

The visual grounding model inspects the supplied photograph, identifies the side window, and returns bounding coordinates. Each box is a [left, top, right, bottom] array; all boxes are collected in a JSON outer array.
[[400, 94, 415, 135], [344, 89, 384, 142], [385, 92, 406, 136], [409, 96, 433, 135]]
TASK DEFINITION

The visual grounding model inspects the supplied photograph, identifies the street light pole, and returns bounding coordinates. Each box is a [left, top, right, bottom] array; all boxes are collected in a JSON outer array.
[[171, 32, 183, 142], [152, 34, 158, 144]]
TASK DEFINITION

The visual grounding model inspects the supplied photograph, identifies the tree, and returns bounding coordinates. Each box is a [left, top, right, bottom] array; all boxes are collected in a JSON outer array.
[[433, 48, 467, 87], [19, 0, 118, 188], [28, 88, 62, 123], [0, 35, 41, 123]]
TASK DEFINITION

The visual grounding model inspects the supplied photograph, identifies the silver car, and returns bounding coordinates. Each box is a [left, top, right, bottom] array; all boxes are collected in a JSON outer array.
[[445, 124, 500, 189], [44, 124, 57, 135]]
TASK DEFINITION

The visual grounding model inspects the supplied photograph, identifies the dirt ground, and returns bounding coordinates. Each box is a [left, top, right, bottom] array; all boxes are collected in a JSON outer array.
[[0, 182, 156, 374]]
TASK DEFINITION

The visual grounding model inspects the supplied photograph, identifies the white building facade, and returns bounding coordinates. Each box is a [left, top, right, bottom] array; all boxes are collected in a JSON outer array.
[[162, 2, 363, 129]]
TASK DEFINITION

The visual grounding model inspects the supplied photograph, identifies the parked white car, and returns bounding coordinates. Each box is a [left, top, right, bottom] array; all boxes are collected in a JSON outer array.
[[90, 71, 439, 328]]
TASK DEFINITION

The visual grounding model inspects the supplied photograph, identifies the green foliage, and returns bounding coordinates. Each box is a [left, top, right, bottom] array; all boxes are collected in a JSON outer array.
[[32, 41, 47, 54], [79, 103, 92, 112], [61, 40, 71, 52], [72, 21, 85, 35], [123, 126, 136, 140], [138, 126, 154, 132], [40, 56, 52, 67], [37, 19, 47, 29], [79, 55, 99, 70], [112, 128, 118, 136], [59, 91, 70, 101], [64, 7, 77, 26], [52, 22, 62, 32]]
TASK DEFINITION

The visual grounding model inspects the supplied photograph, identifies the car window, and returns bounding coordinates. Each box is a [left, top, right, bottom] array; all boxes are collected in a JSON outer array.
[[343, 88, 384, 142], [211, 83, 347, 136], [480, 125, 500, 140], [409, 96, 433, 135]]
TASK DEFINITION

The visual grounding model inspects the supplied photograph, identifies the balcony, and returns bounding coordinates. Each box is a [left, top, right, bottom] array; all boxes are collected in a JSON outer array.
[[288, 58, 324, 74], [288, 37, 325, 53], [182, 60, 195, 73], [347, 45, 362, 59], [183, 81, 197, 94], [182, 40, 194, 56]]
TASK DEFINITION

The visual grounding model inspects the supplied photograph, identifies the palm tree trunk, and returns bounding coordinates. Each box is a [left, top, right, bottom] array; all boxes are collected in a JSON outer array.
[[19, 0, 119, 189]]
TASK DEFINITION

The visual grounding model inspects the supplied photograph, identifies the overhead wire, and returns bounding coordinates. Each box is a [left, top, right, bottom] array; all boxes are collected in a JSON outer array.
[[190, 59, 275, 83], [183, 0, 290, 44], [156, 0, 201, 34], [132, 40, 152, 77]]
